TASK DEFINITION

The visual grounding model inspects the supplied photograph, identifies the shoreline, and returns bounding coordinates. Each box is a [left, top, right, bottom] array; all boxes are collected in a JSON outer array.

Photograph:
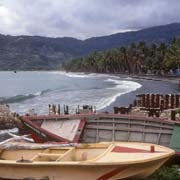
[[102, 74, 180, 113], [129, 74, 180, 85], [0, 71, 179, 114]]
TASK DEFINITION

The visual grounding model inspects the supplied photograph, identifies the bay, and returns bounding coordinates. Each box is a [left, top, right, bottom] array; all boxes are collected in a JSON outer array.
[[0, 71, 142, 115]]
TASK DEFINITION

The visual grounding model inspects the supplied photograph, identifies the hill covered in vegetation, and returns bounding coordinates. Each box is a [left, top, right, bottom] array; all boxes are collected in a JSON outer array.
[[64, 38, 180, 75], [0, 23, 180, 70]]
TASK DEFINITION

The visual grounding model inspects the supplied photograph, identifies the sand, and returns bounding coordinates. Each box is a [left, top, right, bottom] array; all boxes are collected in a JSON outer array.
[[103, 75, 180, 112]]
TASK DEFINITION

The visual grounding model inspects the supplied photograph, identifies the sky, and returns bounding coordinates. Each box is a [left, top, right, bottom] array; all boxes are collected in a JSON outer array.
[[0, 0, 179, 39]]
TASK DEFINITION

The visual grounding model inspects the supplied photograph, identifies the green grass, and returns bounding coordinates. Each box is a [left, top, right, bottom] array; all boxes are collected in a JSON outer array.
[[143, 165, 180, 180]]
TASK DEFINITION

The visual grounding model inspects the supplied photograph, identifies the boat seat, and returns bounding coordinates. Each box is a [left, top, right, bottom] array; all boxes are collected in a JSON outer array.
[[31, 153, 62, 161], [56, 149, 74, 162]]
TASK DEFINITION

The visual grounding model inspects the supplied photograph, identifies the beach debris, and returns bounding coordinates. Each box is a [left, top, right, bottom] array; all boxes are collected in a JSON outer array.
[[0, 104, 22, 130], [48, 104, 96, 115], [0, 104, 10, 114], [48, 104, 60, 115], [0, 135, 31, 148], [76, 105, 96, 114], [114, 105, 132, 114], [136, 94, 180, 110], [0, 128, 19, 142], [0, 133, 77, 150], [132, 94, 180, 119], [8, 132, 34, 142], [64, 104, 69, 115]]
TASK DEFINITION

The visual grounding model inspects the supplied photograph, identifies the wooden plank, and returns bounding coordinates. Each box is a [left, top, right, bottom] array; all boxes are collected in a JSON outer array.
[[41, 119, 84, 142], [96, 121, 99, 142], [127, 120, 131, 142], [86, 120, 174, 130], [85, 125, 173, 134], [156, 122, 164, 145], [142, 120, 146, 143], [156, 133, 161, 145], [98, 115, 175, 125], [102, 117, 174, 125], [112, 118, 115, 141]]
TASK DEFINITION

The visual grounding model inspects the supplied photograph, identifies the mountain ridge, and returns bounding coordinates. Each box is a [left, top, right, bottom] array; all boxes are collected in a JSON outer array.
[[0, 22, 180, 70]]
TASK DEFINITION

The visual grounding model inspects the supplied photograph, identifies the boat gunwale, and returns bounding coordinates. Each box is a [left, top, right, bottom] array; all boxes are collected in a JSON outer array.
[[0, 142, 175, 166], [21, 112, 180, 125]]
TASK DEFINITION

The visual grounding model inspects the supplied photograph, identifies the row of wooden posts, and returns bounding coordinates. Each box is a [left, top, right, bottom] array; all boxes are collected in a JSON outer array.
[[48, 104, 95, 115], [48, 104, 61, 115], [135, 94, 180, 110]]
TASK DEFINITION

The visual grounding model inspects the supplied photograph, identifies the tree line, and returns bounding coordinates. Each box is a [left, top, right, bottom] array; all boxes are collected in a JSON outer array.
[[63, 38, 180, 75]]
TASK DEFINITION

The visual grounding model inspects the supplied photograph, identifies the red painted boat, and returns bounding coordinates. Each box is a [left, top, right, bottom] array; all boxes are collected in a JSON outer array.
[[21, 115, 85, 143]]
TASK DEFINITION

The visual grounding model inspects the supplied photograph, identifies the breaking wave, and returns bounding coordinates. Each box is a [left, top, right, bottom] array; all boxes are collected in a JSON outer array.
[[49, 71, 91, 78], [49, 71, 120, 79], [96, 78, 142, 110], [0, 89, 50, 104]]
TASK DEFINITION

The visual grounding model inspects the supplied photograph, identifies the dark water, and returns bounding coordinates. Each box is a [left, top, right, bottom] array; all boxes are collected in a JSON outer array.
[[105, 77, 180, 111]]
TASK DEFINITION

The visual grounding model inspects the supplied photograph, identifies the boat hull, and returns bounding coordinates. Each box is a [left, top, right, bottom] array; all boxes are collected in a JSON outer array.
[[0, 157, 169, 180], [20, 113, 180, 154]]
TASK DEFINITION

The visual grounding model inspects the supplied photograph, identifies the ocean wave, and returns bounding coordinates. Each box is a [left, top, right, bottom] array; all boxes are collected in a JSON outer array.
[[0, 89, 50, 104], [96, 78, 142, 110], [49, 71, 121, 79], [105, 78, 142, 90], [49, 71, 91, 78]]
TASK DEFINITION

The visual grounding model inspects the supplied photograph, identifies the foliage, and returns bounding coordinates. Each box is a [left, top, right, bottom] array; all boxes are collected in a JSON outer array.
[[63, 38, 180, 75], [163, 38, 180, 72], [175, 108, 180, 114], [143, 165, 180, 180]]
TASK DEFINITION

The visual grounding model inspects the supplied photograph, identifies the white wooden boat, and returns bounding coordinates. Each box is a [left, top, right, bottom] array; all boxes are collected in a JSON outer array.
[[0, 142, 175, 180]]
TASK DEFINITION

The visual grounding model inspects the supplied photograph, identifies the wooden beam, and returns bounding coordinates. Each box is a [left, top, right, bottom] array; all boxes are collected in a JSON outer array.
[[86, 120, 174, 130], [85, 125, 173, 134]]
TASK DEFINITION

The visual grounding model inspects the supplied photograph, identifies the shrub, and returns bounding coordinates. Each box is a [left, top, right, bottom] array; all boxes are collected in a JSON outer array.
[[144, 165, 180, 180]]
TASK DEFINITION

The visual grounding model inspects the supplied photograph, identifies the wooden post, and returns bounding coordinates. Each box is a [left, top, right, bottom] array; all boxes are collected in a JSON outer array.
[[175, 94, 180, 108], [114, 107, 118, 114], [142, 94, 145, 107], [48, 104, 51, 114], [156, 94, 160, 108], [165, 94, 169, 109], [171, 110, 176, 121], [133, 100, 137, 107], [150, 145, 155, 153], [146, 94, 150, 108], [170, 94, 175, 109], [160, 99, 164, 111], [151, 94, 155, 108], [57, 104, 60, 115]]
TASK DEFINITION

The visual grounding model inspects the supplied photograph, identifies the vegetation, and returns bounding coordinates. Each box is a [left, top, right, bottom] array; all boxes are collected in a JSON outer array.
[[143, 165, 180, 180], [63, 38, 180, 75], [0, 23, 179, 70], [164, 38, 180, 71]]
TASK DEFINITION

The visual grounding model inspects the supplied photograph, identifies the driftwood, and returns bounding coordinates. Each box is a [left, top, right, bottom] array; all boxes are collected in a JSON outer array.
[[4, 143, 79, 150], [8, 132, 34, 142], [0, 134, 78, 150], [0, 133, 32, 147]]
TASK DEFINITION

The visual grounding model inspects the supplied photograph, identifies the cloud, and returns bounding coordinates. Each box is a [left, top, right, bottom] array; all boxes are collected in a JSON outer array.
[[0, 0, 179, 39]]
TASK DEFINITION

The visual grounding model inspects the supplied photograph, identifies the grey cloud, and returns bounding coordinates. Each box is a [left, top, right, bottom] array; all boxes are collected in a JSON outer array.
[[0, 0, 179, 39]]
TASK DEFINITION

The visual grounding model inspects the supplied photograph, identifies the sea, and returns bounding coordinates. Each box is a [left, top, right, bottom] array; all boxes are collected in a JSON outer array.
[[0, 71, 142, 115]]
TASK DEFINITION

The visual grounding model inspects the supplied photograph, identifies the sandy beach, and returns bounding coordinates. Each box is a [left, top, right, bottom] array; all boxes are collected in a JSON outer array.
[[103, 75, 180, 112]]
